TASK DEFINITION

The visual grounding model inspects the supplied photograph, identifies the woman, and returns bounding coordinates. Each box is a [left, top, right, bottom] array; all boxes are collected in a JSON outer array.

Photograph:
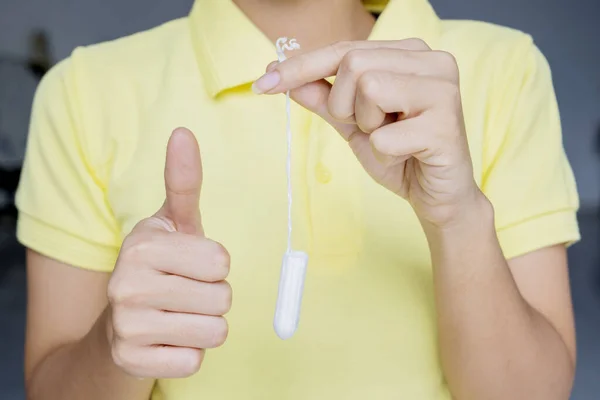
[[18, 0, 579, 399]]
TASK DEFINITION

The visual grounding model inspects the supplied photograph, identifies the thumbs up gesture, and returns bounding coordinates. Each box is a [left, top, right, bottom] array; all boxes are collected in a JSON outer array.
[[107, 128, 231, 379]]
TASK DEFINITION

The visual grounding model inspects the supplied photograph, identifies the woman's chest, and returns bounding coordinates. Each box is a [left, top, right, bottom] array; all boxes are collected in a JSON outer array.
[[106, 83, 487, 270]]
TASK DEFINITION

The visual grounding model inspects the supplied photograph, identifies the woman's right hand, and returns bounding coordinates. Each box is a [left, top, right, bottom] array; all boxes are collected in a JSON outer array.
[[106, 128, 231, 379]]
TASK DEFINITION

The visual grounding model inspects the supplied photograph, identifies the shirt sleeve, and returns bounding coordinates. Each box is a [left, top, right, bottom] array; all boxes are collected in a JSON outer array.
[[15, 57, 121, 272], [481, 39, 580, 260]]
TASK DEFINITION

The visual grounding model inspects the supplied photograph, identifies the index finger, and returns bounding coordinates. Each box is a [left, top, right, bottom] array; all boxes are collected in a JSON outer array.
[[263, 39, 431, 94], [136, 230, 230, 282]]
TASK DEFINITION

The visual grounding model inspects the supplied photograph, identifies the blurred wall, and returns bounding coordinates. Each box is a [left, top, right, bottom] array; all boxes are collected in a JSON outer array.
[[432, 0, 600, 211], [1, 0, 599, 208]]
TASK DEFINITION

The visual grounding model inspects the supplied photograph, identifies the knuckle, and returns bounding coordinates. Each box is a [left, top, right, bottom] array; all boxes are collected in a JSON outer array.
[[106, 279, 122, 305], [438, 80, 461, 103], [208, 241, 230, 281], [129, 218, 151, 234], [111, 342, 136, 372], [434, 50, 458, 66], [107, 277, 133, 306], [341, 49, 364, 74], [120, 233, 154, 264], [110, 309, 137, 341], [358, 72, 381, 100], [128, 218, 165, 239], [331, 41, 351, 58], [433, 51, 459, 79], [165, 182, 198, 198], [108, 275, 148, 308], [403, 37, 430, 50]]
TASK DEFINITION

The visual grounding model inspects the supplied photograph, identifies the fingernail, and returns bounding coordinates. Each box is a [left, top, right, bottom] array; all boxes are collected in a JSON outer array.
[[252, 70, 280, 94]]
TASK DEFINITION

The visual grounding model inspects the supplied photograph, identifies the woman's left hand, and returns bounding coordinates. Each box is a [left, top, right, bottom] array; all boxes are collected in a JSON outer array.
[[253, 39, 484, 229]]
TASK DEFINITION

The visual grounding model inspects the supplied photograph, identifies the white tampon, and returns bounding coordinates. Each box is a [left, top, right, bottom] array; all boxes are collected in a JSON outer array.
[[274, 251, 309, 339], [272, 37, 309, 340]]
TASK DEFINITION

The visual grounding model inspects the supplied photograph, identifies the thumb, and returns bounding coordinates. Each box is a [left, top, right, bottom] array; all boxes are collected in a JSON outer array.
[[156, 127, 204, 235]]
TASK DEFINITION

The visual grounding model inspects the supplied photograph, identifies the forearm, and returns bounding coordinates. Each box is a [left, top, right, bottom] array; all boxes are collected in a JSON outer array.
[[424, 194, 574, 400], [26, 308, 154, 400]]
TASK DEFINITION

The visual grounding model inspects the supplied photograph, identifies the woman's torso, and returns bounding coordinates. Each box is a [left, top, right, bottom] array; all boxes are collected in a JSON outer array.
[[66, 1, 533, 397]]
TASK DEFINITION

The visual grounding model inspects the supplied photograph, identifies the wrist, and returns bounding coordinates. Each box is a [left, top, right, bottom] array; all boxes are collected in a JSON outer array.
[[423, 192, 500, 272], [422, 190, 496, 249], [86, 306, 115, 364]]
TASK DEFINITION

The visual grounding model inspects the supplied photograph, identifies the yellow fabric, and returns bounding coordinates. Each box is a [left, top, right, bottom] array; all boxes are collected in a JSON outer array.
[[363, 0, 389, 12], [16, 0, 580, 399]]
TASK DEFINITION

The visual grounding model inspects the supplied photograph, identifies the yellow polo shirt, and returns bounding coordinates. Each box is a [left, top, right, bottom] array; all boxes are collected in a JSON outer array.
[[16, 0, 580, 399]]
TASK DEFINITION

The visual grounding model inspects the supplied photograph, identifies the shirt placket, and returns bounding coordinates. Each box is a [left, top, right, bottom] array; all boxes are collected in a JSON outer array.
[[305, 116, 362, 260]]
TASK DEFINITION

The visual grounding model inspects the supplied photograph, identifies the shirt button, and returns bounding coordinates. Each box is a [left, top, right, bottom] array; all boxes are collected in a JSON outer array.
[[315, 163, 332, 184]]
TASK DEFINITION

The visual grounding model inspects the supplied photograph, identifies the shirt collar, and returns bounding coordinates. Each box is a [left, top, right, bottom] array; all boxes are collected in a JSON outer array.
[[189, 0, 441, 98]]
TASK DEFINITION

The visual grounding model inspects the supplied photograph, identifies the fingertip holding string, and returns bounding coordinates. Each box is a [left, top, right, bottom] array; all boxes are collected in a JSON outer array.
[[271, 37, 309, 340]]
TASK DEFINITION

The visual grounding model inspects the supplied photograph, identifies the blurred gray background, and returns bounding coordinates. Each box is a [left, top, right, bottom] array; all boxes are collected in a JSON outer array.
[[1, 0, 599, 207], [0, 0, 598, 399]]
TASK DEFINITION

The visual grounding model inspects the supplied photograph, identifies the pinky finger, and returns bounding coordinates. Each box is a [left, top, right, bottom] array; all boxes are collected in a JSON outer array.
[[112, 342, 205, 379]]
